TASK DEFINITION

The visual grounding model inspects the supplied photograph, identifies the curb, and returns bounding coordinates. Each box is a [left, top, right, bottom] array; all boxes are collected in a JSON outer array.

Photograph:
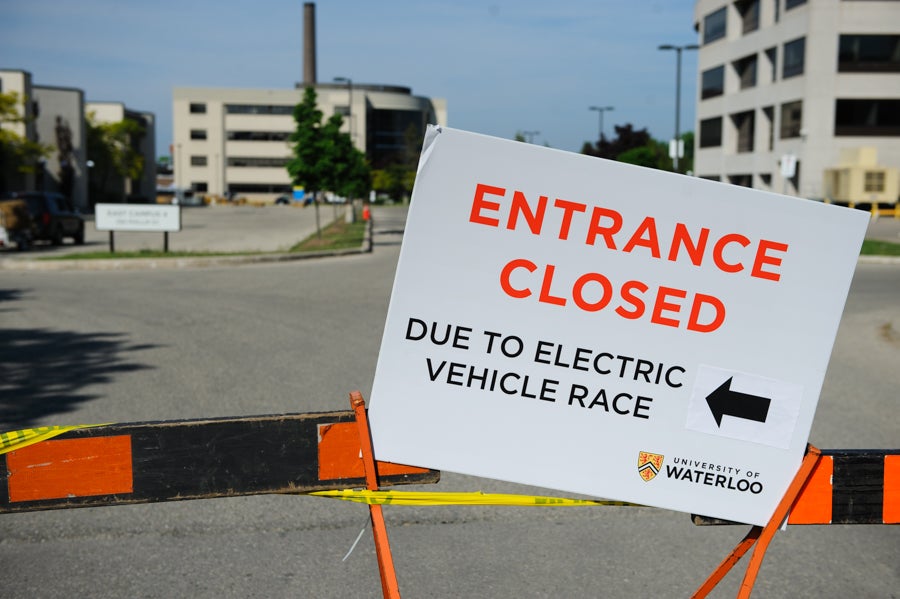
[[857, 255, 900, 265]]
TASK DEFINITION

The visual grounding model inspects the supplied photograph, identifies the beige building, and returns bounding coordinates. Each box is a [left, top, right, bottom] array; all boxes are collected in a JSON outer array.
[[172, 83, 446, 201], [692, 0, 900, 201], [0, 70, 89, 208], [86, 101, 156, 204], [1, 68, 155, 210]]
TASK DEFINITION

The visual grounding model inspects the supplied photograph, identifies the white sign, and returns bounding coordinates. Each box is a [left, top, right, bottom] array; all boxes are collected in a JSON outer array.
[[95, 203, 181, 232], [669, 139, 684, 160], [780, 154, 797, 178], [368, 126, 868, 526]]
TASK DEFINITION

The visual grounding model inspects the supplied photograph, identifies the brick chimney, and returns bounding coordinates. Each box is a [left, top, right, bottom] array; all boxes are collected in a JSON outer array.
[[303, 2, 317, 85]]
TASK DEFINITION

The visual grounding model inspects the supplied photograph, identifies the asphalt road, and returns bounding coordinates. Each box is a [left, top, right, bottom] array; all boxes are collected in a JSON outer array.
[[0, 205, 897, 598]]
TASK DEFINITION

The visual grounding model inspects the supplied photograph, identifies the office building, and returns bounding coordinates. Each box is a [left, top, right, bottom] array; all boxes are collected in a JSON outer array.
[[692, 0, 900, 200], [172, 2, 446, 202], [172, 83, 446, 201], [0, 69, 155, 210]]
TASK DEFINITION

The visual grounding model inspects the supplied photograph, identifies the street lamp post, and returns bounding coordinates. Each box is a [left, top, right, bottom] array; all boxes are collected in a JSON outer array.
[[588, 105, 614, 142], [658, 43, 698, 172], [333, 77, 353, 147], [522, 130, 540, 144]]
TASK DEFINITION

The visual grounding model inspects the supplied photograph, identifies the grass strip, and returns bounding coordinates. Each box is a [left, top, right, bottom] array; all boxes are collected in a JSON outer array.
[[860, 239, 900, 256], [289, 218, 367, 252]]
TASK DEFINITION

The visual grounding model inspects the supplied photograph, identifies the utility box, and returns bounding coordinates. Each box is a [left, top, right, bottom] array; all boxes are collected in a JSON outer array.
[[823, 147, 899, 205]]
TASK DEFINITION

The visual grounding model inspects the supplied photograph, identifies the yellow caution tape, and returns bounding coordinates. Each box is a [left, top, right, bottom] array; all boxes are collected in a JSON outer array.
[[309, 489, 639, 507], [0, 424, 111, 455]]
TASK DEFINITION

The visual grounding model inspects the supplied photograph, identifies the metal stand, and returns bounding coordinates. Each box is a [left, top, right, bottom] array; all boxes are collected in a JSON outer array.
[[691, 445, 822, 598], [350, 391, 401, 599]]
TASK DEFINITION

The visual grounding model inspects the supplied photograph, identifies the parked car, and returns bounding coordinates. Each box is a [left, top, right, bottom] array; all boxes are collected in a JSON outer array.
[[0, 191, 84, 245]]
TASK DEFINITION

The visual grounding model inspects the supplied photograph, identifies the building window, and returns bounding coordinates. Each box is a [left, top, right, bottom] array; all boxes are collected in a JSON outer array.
[[729, 174, 753, 187], [765, 47, 777, 82], [789, 160, 801, 192], [733, 54, 758, 89], [865, 171, 886, 193], [334, 106, 350, 117], [782, 37, 805, 78], [225, 104, 294, 115], [774, 0, 780, 23], [838, 35, 900, 73], [189, 103, 207, 114], [763, 106, 775, 150], [785, 0, 806, 9], [190, 129, 207, 140], [760, 173, 772, 187], [701, 66, 725, 99], [700, 175, 721, 182], [736, 0, 760, 34], [226, 130, 291, 141], [190, 155, 208, 166], [780, 101, 803, 138], [369, 108, 425, 169], [703, 7, 727, 45], [192, 182, 208, 192], [835, 99, 900, 136], [700, 117, 723, 147], [732, 111, 755, 153], [226, 156, 290, 168], [227, 183, 292, 194]]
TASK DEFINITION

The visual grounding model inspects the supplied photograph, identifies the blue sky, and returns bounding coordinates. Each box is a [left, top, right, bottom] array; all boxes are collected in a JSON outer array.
[[1, 0, 700, 156]]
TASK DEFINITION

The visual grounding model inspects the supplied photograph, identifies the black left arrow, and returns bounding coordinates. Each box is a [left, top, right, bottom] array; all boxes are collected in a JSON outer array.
[[706, 377, 771, 427]]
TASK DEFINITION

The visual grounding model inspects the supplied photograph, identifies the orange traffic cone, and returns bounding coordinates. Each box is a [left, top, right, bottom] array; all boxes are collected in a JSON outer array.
[[362, 205, 371, 221]]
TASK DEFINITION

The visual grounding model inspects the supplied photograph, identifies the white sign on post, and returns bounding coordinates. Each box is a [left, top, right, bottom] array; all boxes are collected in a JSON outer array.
[[368, 126, 868, 526], [95, 203, 181, 232]]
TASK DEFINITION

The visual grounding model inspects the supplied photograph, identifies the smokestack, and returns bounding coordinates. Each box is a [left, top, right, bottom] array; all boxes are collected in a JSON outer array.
[[303, 2, 317, 85]]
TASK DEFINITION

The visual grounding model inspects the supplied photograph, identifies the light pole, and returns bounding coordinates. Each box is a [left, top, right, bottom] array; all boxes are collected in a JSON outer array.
[[589, 105, 614, 142], [658, 43, 698, 172], [522, 130, 540, 144], [333, 77, 353, 148]]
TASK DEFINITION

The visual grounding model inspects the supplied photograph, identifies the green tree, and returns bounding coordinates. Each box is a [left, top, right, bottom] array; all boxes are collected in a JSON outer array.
[[0, 91, 53, 191], [320, 113, 370, 219], [582, 123, 694, 173], [583, 123, 653, 161], [288, 87, 371, 231], [287, 87, 328, 235], [86, 112, 145, 203], [370, 169, 394, 198]]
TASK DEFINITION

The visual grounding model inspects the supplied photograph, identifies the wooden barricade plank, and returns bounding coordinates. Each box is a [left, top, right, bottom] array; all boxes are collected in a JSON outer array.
[[692, 449, 899, 526], [0, 411, 438, 514]]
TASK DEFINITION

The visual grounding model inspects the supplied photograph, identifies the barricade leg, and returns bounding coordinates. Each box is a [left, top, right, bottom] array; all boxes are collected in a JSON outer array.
[[691, 445, 822, 599], [691, 527, 761, 598], [350, 391, 401, 599]]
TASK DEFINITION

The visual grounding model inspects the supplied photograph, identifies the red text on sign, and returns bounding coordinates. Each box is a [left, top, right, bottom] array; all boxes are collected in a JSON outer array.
[[469, 183, 789, 282]]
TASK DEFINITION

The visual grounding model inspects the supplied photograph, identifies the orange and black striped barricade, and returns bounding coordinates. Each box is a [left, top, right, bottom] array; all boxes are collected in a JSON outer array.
[[691, 447, 899, 598], [0, 409, 438, 514]]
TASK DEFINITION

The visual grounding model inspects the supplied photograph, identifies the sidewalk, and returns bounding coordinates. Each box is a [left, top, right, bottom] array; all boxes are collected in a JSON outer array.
[[865, 214, 900, 244]]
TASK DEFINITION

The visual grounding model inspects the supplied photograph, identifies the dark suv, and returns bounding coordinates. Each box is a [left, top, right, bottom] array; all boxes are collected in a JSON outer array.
[[0, 191, 85, 245]]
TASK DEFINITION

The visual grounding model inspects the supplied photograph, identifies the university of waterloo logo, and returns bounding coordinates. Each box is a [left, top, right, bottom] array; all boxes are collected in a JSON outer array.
[[638, 451, 665, 482]]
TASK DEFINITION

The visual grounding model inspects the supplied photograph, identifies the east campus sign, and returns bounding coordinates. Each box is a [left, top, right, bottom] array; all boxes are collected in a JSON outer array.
[[368, 126, 869, 526], [95, 203, 181, 233]]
